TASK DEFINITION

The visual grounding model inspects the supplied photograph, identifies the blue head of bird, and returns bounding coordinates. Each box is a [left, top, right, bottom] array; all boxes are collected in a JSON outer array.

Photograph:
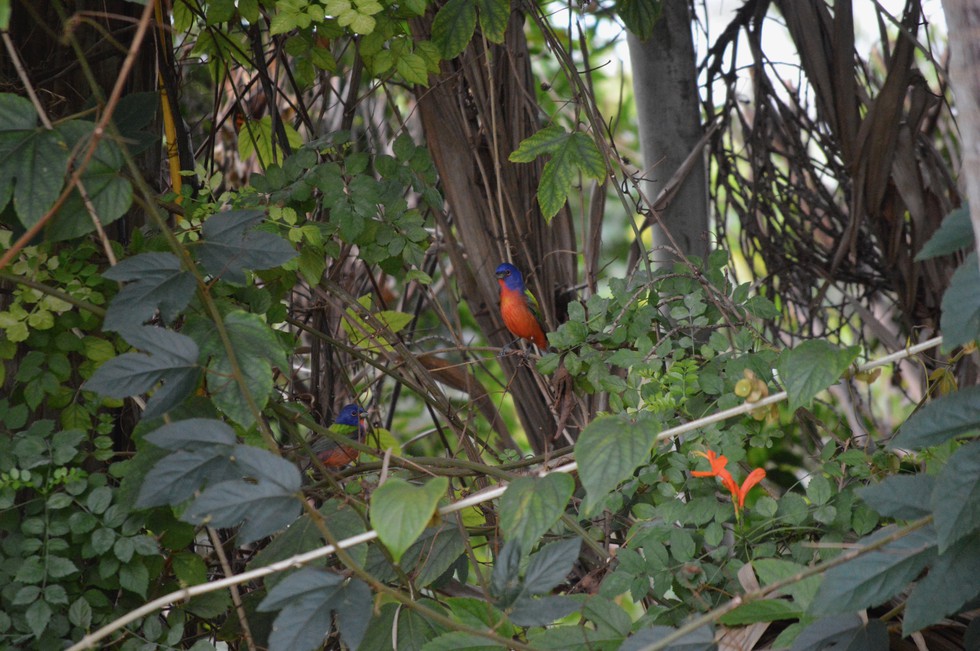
[[495, 262, 526, 292], [335, 404, 367, 427]]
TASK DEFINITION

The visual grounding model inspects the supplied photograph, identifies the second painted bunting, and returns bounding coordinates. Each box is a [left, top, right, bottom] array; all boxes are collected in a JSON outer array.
[[495, 262, 548, 349], [314, 404, 368, 468]]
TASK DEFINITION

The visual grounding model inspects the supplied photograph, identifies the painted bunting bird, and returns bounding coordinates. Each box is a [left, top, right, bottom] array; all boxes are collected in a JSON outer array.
[[495, 262, 548, 349], [313, 404, 368, 468]]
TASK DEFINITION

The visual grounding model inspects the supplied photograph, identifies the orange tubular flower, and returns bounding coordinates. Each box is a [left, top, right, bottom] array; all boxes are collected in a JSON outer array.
[[736, 468, 767, 508], [692, 449, 766, 519], [691, 450, 729, 478]]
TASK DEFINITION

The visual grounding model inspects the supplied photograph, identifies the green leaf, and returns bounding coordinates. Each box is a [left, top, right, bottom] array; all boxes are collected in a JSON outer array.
[[0, 118, 68, 229], [370, 476, 448, 563], [474, 0, 508, 42], [889, 386, 980, 450], [790, 615, 886, 651], [915, 206, 974, 260], [858, 474, 934, 519], [120, 560, 149, 597], [620, 624, 714, 651], [48, 122, 133, 241], [932, 441, 980, 552], [45, 555, 78, 579], [206, 0, 235, 23], [258, 569, 371, 651], [195, 210, 297, 285], [199, 310, 287, 427], [238, 116, 304, 166], [421, 632, 506, 651], [136, 446, 239, 508], [83, 326, 200, 420], [583, 595, 632, 636], [809, 526, 936, 616], [396, 52, 430, 85], [252, 500, 368, 585], [616, 0, 663, 41], [510, 127, 604, 221], [523, 538, 581, 595], [508, 595, 579, 627], [413, 525, 466, 587], [940, 253, 980, 352], [903, 533, 980, 635], [102, 252, 195, 333], [182, 446, 302, 544], [68, 597, 93, 629], [775, 340, 860, 411], [431, 0, 476, 59], [499, 474, 574, 554], [25, 598, 51, 640], [143, 418, 237, 451], [576, 412, 660, 515], [509, 124, 567, 162], [719, 599, 802, 625], [754, 558, 821, 610], [490, 540, 522, 605]]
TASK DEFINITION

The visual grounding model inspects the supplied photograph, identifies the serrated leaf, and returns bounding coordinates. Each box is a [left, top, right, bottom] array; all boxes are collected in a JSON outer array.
[[523, 538, 581, 596], [120, 561, 149, 597], [143, 418, 237, 451], [858, 474, 934, 519], [475, 0, 508, 42], [102, 252, 195, 333], [196, 209, 297, 284], [754, 558, 821, 611], [940, 253, 980, 352], [0, 125, 68, 229], [49, 122, 132, 241], [136, 446, 239, 508], [931, 441, 980, 552], [719, 599, 802, 625], [68, 597, 92, 628], [182, 446, 302, 543], [576, 412, 660, 515], [889, 385, 980, 450], [809, 526, 936, 616], [490, 539, 522, 605], [370, 476, 448, 563], [776, 340, 860, 411], [238, 116, 304, 166], [431, 0, 476, 59], [396, 52, 430, 85], [617, 0, 663, 41], [789, 615, 886, 651], [421, 632, 507, 651], [915, 206, 974, 260], [500, 473, 574, 555], [199, 310, 287, 427], [509, 124, 567, 162], [25, 598, 51, 640], [620, 624, 715, 651], [508, 595, 579, 627], [512, 128, 604, 221], [83, 326, 200, 420], [414, 525, 466, 587], [258, 569, 371, 651], [904, 532, 980, 637]]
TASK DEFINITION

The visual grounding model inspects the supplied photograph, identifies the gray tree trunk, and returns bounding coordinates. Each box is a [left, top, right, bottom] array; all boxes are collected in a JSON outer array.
[[941, 0, 980, 268], [627, 2, 710, 268]]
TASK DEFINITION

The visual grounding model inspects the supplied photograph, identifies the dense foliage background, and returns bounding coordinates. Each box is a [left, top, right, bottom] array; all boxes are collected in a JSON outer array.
[[1, 0, 978, 650]]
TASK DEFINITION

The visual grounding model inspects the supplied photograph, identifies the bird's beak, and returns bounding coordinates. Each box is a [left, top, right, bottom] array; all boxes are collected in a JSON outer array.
[[495, 271, 506, 279]]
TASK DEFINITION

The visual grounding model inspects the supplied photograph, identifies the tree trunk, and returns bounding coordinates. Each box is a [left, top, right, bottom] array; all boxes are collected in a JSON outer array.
[[941, 0, 980, 266], [627, 1, 710, 268], [412, 7, 579, 452]]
